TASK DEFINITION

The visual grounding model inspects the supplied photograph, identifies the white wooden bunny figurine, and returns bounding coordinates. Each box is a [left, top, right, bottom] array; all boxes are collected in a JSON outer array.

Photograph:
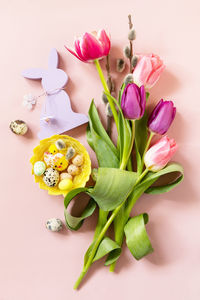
[[22, 48, 88, 139]]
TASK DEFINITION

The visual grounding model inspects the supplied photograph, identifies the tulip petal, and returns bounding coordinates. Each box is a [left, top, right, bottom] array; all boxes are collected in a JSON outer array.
[[139, 85, 146, 117], [80, 33, 103, 60], [146, 64, 165, 89], [133, 56, 152, 87], [148, 100, 176, 135], [64, 45, 85, 62], [144, 136, 177, 172], [98, 29, 111, 56]]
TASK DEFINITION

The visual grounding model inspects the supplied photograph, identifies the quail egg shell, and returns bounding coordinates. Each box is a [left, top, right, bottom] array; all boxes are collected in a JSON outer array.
[[43, 168, 59, 187], [46, 218, 62, 232]]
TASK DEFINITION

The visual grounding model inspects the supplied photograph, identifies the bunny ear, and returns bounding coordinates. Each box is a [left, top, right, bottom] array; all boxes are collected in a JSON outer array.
[[22, 68, 45, 79], [48, 48, 59, 68]]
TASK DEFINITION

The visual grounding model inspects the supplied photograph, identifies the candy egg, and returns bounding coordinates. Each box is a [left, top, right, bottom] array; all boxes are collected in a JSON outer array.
[[44, 152, 54, 167], [55, 139, 66, 150], [66, 146, 76, 160], [72, 154, 84, 167], [48, 144, 58, 155], [67, 164, 80, 176], [10, 120, 28, 135], [46, 218, 62, 232], [60, 172, 73, 181], [53, 155, 69, 171], [58, 178, 73, 191], [43, 168, 59, 187], [34, 161, 46, 176]]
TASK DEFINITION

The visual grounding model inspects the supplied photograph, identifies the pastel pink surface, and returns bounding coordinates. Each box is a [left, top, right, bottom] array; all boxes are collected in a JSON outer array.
[[0, 1, 200, 299]]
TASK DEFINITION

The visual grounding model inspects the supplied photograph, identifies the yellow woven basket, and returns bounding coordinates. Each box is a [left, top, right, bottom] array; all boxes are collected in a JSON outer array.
[[30, 135, 91, 196]]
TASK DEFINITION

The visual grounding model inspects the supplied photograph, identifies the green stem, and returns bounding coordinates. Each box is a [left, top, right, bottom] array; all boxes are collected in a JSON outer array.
[[138, 131, 154, 174], [74, 169, 148, 289], [109, 168, 149, 272], [94, 59, 119, 129]]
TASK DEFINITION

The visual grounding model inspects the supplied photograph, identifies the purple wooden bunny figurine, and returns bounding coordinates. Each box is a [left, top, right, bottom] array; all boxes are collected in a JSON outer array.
[[22, 48, 88, 139]]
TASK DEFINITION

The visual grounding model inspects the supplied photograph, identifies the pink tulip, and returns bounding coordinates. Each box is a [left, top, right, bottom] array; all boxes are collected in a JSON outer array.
[[65, 29, 110, 62], [144, 136, 178, 172], [132, 54, 165, 89]]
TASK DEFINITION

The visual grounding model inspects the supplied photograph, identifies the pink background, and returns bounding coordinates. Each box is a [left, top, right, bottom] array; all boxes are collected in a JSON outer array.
[[1, 0, 200, 299]]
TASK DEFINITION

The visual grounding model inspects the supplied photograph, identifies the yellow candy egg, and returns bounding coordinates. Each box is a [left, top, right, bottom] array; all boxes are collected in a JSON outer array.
[[58, 178, 73, 191], [49, 144, 58, 155]]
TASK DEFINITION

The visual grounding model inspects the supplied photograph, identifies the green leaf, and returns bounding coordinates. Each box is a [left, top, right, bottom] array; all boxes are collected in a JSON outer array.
[[124, 213, 153, 260], [88, 100, 118, 157], [64, 188, 96, 231], [63, 167, 138, 230], [118, 83, 125, 105], [143, 163, 184, 195], [89, 125, 119, 168], [84, 237, 121, 267], [93, 237, 121, 265], [104, 91, 134, 169], [127, 163, 184, 209], [86, 124, 94, 150], [89, 168, 138, 211]]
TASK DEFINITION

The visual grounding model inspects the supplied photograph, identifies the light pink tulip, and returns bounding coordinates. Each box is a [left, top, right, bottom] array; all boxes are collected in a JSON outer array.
[[144, 136, 178, 172], [133, 54, 165, 89], [65, 29, 110, 62]]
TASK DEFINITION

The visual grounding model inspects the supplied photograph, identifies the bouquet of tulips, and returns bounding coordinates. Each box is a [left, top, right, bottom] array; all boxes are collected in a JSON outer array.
[[64, 16, 184, 289]]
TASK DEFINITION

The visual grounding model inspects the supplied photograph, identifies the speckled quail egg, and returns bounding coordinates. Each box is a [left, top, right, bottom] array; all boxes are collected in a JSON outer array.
[[60, 172, 73, 181], [46, 218, 62, 232], [10, 120, 28, 135], [43, 168, 59, 187], [67, 164, 80, 176], [72, 154, 84, 167]]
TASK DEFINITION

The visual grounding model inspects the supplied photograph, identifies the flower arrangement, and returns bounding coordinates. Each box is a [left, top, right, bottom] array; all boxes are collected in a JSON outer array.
[[31, 15, 184, 290], [63, 15, 184, 289]]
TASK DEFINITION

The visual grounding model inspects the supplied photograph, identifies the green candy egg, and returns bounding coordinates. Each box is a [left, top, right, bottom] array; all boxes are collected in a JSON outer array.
[[34, 161, 46, 176]]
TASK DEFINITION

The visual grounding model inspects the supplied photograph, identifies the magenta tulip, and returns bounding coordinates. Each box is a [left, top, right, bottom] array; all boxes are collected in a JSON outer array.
[[132, 54, 165, 89], [121, 83, 146, 120], [65, 29, 110, 62], [144, 136, 178, 172], [148, 99, 176, 135]]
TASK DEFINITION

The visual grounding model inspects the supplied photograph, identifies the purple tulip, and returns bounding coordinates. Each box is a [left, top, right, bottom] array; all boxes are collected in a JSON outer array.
[[121, 83, 146, 120], [148, 99, 176, 135]]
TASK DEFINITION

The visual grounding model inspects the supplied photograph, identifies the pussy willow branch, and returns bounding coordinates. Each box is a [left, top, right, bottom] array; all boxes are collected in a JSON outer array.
[[128, 14, 133, 73]]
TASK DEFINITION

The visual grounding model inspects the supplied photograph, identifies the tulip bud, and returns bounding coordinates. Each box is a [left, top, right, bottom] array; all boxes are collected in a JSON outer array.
[[128, 29, 136, 41], [132, 54, 165, 89], [131, 55, 138, 68], [124, 74, 133, 86], [144, 136, 178, 172], [121, 83, 146, 120], [106, 103, 113, 117], [148, 99, 176, 135], [116, 58, 125, 72], [124, 46, 131, 58], [102, 93, 108, 104]]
